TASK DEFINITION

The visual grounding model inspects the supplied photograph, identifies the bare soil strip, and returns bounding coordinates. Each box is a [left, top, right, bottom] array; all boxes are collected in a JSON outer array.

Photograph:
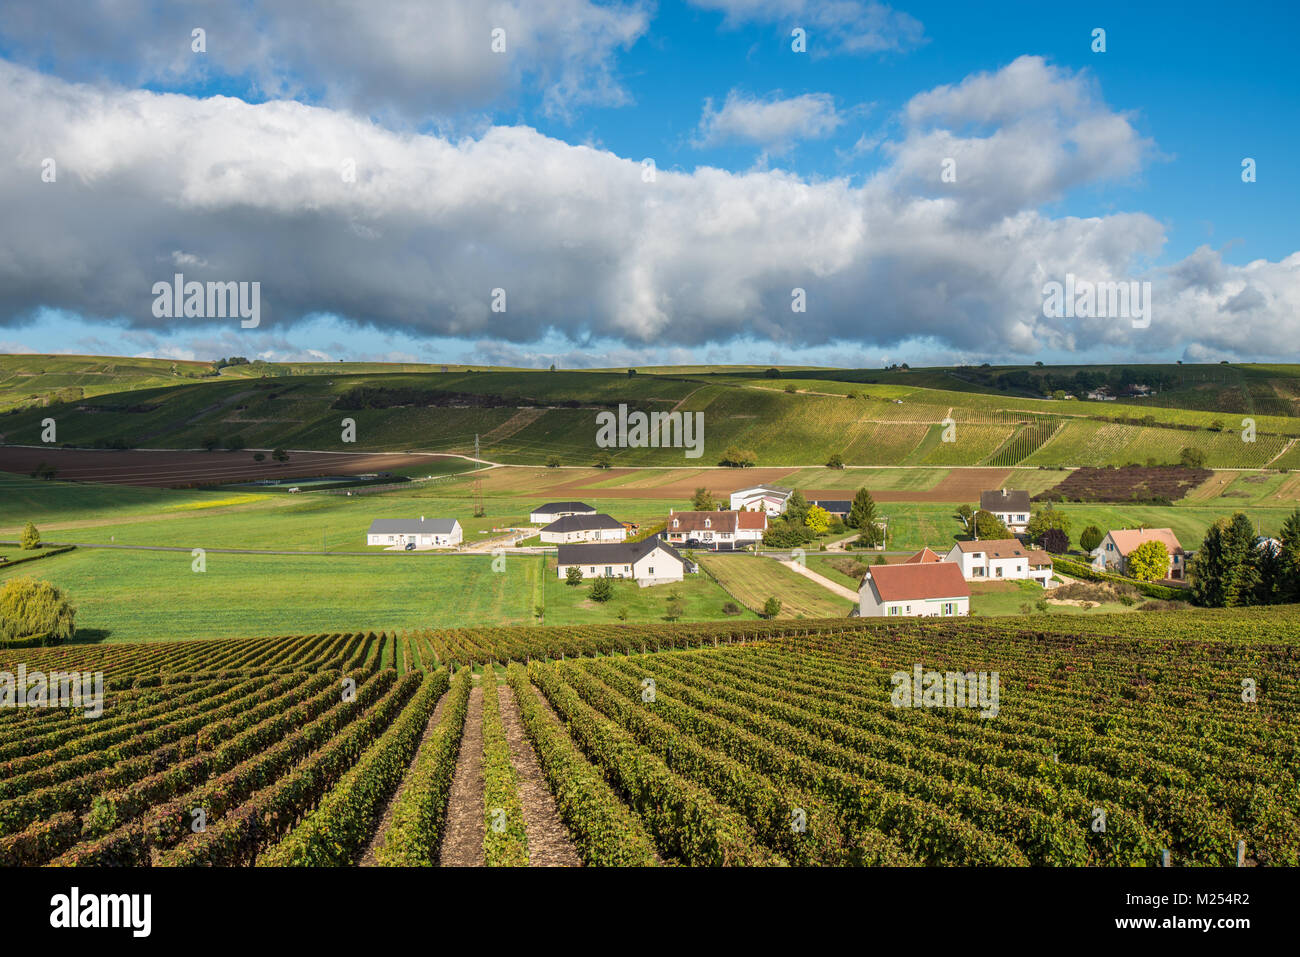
[[438, 684, 486, 867], [497, 685, 581, 867], [359, 683, 454, 866]]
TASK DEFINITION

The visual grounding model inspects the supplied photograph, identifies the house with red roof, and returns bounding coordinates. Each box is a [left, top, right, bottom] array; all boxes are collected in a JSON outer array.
[[664, 509, 766, 549], [857, 550, 970, 618]]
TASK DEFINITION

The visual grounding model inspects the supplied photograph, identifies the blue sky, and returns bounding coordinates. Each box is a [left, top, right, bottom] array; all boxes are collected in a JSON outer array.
[[1, 0, 1297, 367]]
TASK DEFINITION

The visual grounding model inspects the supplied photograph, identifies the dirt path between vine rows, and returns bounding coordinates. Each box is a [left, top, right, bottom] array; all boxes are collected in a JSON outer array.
[[497, 685, 581, 867], [438, 684, 485, 866], [358, 681, 454, 866]]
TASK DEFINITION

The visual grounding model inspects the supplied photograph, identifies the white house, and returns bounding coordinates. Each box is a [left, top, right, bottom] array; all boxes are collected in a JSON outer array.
[[367, 517, 463, 548], [979, 489, 1032, 535], [858, 555, 970, 618], [539, 513, 627, 544], [529, 501, 597, 524], [556, 538, 687, 586], [729, 485, 793, 516], [945, 539, 1053, 586], [1092, 528, 1185, 580], [664, 509, 767, 548]]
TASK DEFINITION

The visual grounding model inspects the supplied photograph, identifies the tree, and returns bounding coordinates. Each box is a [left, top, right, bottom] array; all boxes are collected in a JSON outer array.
[[627, 368, 637, 377], [1079, 525, 1104, 553], [549, 363, 556, 372], [720, 445, 756, 468], [762, 596, 782, 619], [785, 489, 809, 527], [20, 522, 40, 550], [545, 455, 561, 468], [846, 488, 875, 529], [1040, 528, 1069, 554], [1275, 508, 1300, 604], [588, 576, 614, 602], [593, 451, 612, 469], [565, 567, 583, 586], [1027, 505, 1071, 544], [664, 598, 685, 621], [825, 453, 844, 469], [972, 510, 1010, 540], [272, 448, 289, 463], [764, 368, 781, 379], [1191, 513, 1257, 607], [1128, 540, 1170, 582], [956, 504, 974, 530], [804, 505, 831, 535], [202, 435, 221, 452], [1179, 447, 1207, 469], [253, 452, 266, 463], [0, 577, 76, 644], [691, 487, 716, 511]]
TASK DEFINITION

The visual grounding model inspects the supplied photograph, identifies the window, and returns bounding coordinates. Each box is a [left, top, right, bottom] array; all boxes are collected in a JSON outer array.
[[888, 606, 900, 616], [589, 567, 596, 573], [941, 602, 956, 615], [704, 518, 711, 528], [647, 567, 654, 575], [672, 519, 679, 528], [605, 566, 612, 576], [996, 567, 1003, 578]]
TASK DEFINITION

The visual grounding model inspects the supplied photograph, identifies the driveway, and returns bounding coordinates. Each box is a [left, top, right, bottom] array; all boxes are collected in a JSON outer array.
[[777, 559, 860, 602]]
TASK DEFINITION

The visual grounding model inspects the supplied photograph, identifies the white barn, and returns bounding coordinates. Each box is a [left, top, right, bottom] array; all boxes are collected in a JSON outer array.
[[729, 485, 793, 516]]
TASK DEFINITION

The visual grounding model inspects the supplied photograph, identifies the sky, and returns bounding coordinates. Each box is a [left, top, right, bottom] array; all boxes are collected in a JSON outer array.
[[0, 0, 1297, 369]]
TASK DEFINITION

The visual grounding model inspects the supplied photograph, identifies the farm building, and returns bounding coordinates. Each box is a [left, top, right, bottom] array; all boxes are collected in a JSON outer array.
[[729, 485, 793, 516], [529, 501, 597, 523], [858, 554, 970, 618], [811, 499, 852, 517], [979, 488, 1031, 534], [945, 540, 1053, 586], [664, 509, 766, 549], [1092, 528, 1186, 580], [366, 517, 463, 549], [539, 513, 627, 544], [556, 538, 687, 586]]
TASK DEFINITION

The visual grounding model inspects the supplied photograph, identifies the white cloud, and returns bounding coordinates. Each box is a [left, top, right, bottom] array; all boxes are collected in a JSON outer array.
[[0, 57, 1296, 362], [0, 0, 650, 121], [689, 0, 925, 54], [696, 90, 843, 153]]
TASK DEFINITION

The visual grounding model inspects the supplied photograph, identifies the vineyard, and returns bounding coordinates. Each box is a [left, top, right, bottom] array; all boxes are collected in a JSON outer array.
[[0, 610, 1296, 867]]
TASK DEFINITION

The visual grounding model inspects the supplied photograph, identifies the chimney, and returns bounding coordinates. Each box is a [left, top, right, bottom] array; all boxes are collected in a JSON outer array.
[[421, 515, 425, 522]]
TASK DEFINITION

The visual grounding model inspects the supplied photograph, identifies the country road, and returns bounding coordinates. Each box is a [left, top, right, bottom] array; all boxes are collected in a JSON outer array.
[[778, 559, 860, 602]]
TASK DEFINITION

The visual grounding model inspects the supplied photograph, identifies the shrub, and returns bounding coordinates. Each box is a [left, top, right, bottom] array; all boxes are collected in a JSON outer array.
[[588, 577, 614, 602], [0, 577, 76, 644], [1040, 528, 1069, 554], [762, 596, 782, 619], [565, 567, 583, 587], [545, 456, 561, 468], [719, 445, 757, 468], [1079, 525, 1104, 553], [721, 601, 742, 616], [20, 522, 40, 550]]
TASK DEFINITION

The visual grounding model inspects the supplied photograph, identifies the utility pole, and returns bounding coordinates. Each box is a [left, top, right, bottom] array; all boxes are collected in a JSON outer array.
[[472, 434, 484, 517]]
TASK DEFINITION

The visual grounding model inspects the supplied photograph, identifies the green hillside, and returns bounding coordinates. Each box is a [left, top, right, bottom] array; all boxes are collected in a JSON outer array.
[[3, 356, 1299, 468]]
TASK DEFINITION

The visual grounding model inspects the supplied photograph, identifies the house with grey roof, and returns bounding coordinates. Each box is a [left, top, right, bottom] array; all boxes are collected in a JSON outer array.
[[979, 488, 1032, 534], [539, 513, 627, 544], [556, 538, 687, 585], [366, 517, 463, 549], [529, 501, 597, 523]]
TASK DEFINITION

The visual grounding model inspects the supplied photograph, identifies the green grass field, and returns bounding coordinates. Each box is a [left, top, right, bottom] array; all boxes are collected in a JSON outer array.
[[541, 558, 758, 625], [696, 553, 854, 618], [0, 547, 541, 641]]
